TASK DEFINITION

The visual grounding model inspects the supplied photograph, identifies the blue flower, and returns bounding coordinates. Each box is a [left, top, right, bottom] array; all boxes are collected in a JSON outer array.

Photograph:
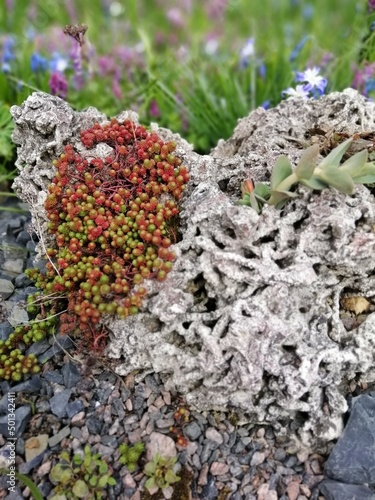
[[50, 52, 69, 73], [281, 84, 311, 99], [295, 67, 327, 95], [261, 100, 271, 110], [30, 52, 48, 72]]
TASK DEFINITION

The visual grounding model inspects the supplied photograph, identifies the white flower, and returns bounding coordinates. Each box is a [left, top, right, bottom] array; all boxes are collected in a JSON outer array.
[[296, 67, 327, 94], [281, 84, 310, 99]]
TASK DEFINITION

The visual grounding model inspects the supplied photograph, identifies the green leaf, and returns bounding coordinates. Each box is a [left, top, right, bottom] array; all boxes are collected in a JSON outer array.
[[145, 477, 157, 491], [12, 471, 44, 500], [270, 156, 293, 190], [59, 451, 70, 463], [99, 462, 108, 474], [295, 144, 319, 180], [72, 479, 90, 498], [165, 469, 181, 485], [89, 476, 98, 487], [316, 166, 355, 194], [249, 192, 261, 213], [268, 189, 298, 206], [254, 183, 270, 199], [108, 477, 117, 486], [300, 176, 328, 190], [339, 149, 368, 176], [98, 474, 110, 487], [319, 138, 352, 168], [49, 464, 72, 485], [341, 161, 375, 183], [73, 454, 83, 465], [83, 453, 92, 468], [144, 462, 157, 475]]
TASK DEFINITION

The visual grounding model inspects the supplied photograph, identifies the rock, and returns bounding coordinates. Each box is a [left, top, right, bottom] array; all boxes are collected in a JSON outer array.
[[61, 361, 82, 388], [38, 333, 74, 363], [210, 462, 229, 475], [324, 394, 375, 484], [146, 432, 176, 461], [0, 278, 14, 300], [14, 273, 32, 288], [48, 426, 71, 447], [319, 479, 375, 499], [0, 405, 31, 438], [3, 258, 24, 274], [7, 304, 29, 327], [26, 338, 51, 356], [205, 427, 223, 446], [25, 434, 49, 462], [66, 400, 84, 418], [10, 375, 42, 393], [12, 90, 375, 449], [184, 421, 202, 441], [201, 474, 218, 500], [50, 389, 72, 418], [0, 321, 13, 341]]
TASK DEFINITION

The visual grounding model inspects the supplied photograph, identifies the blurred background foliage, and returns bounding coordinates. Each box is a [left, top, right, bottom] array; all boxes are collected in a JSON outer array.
[[0, 0, 374, 185]]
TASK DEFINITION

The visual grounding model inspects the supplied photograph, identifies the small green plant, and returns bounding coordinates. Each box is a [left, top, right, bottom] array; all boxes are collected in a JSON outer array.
[[144, 453, 180, 493], [118, 441, 145, 471], [49, 445, 116, 499], [239, 138, 375, 213]]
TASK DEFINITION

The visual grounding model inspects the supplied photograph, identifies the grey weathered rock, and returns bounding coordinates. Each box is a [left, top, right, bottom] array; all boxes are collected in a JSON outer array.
[[319, 479, 375, 500], [50, 389, 72, 418], [11, 90, 375, 450], [0, 278, 14, 300], [324, 394, 375, 484]]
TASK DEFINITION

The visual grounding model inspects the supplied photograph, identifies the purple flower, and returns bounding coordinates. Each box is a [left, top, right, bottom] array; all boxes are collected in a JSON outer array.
[[167, 8, 185, 27], [149, 100, 161, 118], [282, 84, 311, 99], [69, 41, 84, 90], [1, 36, 15, 73], [261, 100, 271, 110], [295, 67, 327, 95], [49, 71, 68, 99], [369, 0, 375, 11]]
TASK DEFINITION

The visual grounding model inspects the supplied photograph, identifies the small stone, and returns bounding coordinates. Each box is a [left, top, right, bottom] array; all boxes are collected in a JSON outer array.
[[3, 258, 24, 274], [50, 389, 72, 418], [0, 321, 13, 340], [156, 418, 174, 429], [286, 481, 300, 500], [86, 416, 103, 434], [9, 375, 42, 394], [62, 362, 82, 388], [201, 474, 218, 500], [16, 230, 31, 245], [210, 462, 229, 476], [184, 421, 202, 441], [49, 426, 71, 447], [0, 405, 31, 438], [146, 432, 176, 461], [124, 474, 137, 488], [43, 370, 64, 384], [0, 278, 14, 300], [37, 461, 51, 476], [205, 427, 224, 446], [198, 463, 209, 485], [14, 272, 32, 287], [25, 338, 50, 356], [7, 304, 29, 327], [251, 451, 266, 466], [319, 479, 375, 500], [25, 434, 49, 462], [66, 400, 84, 418]]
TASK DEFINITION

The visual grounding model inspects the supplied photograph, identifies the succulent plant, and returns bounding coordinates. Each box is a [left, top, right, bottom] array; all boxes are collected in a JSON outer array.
[[49, 445, 116, 499], [239, 138, 375, 212], [118, 441, 145, 471], [144, 453, 180, 492]]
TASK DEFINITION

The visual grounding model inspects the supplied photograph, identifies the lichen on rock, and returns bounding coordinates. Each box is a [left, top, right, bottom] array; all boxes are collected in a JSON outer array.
[[11, 90, 375, 451]]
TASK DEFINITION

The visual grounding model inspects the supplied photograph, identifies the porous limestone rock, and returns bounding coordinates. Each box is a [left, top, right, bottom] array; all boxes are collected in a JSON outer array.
[[11, 90, 375, 450]]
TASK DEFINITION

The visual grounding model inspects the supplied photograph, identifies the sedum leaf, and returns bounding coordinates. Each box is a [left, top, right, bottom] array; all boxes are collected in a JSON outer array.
[[295, 144, 319, 180], [342, 161, 375, 183], [316, 166, 354, 194], [144, 462, 157, 475], [319, 138, 352, 168], [269, 189, 298, 206], [165, 469, 181, 485], [145, 477, 157, 491], [98, 474, 110, 487], [270, 156, 293, 190], [254, 182, 270, 199]]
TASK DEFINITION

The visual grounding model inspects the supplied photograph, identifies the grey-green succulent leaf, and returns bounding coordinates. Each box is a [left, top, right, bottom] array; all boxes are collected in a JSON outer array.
[[299, 176, 328, 190], [72, 479, 90, 498], [254, 183, 270, 199], [319, 138, 353, 169], [341, 160, 375, 183], [270, 156, 293, 190], [268, 189, 298, 207], [295, 144, 319, 180], [315, 165, 355, 194]]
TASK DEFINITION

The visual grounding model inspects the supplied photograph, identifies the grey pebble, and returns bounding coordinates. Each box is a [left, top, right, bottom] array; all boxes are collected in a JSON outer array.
[[50, 389, 72, 418], [184, 421, 202, 440]]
